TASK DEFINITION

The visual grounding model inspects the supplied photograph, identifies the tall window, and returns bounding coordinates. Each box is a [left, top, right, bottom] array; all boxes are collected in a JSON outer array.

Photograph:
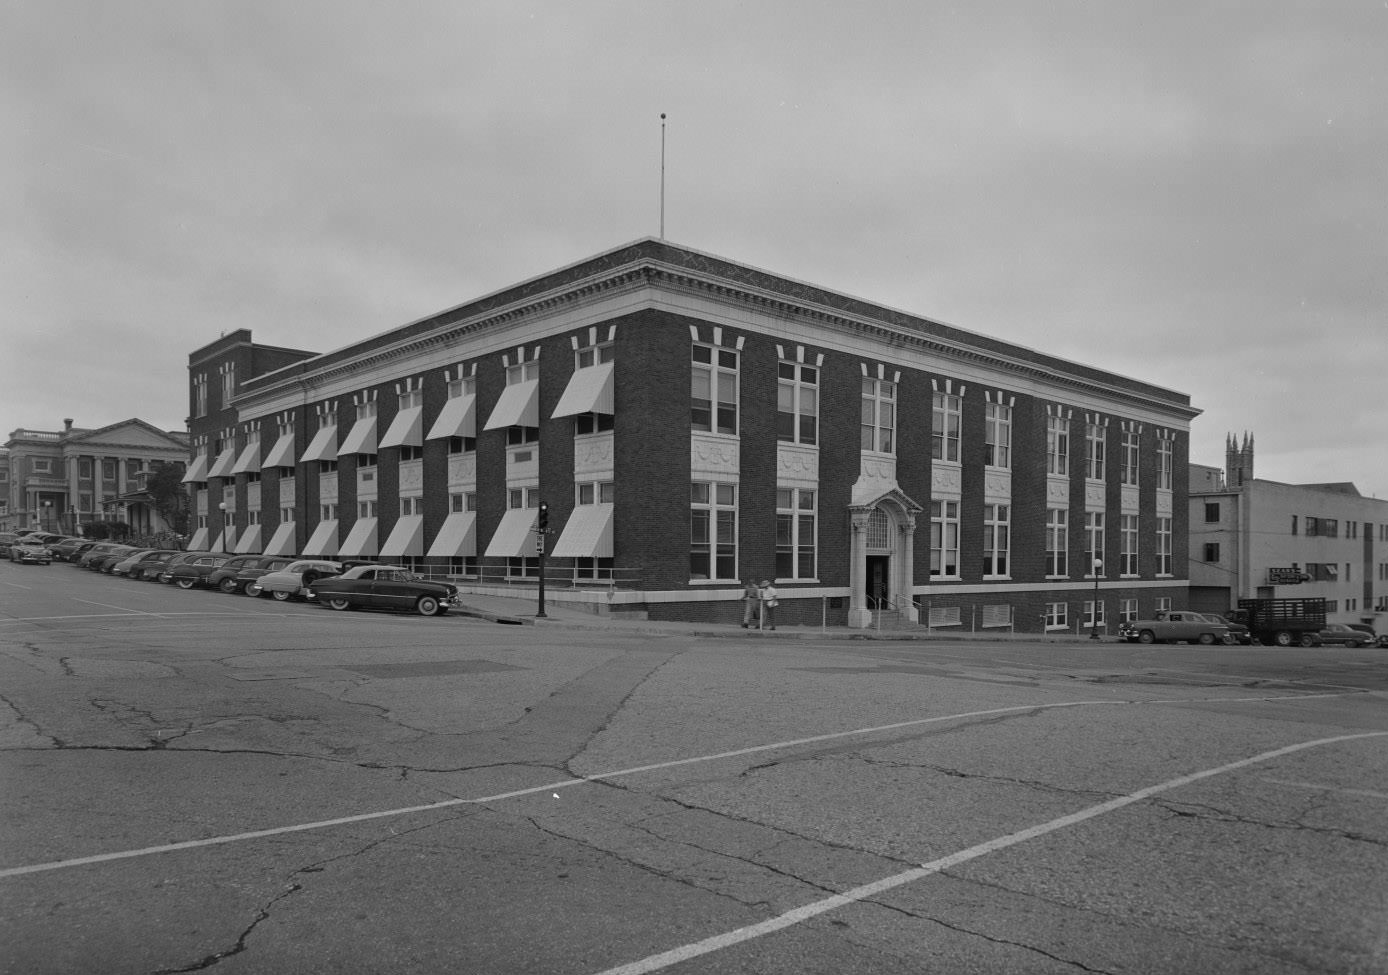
[[221, 365, 236, 405], [983, 504, 1010, 577], [576, 481, 615, 505], [1157, 438, 1173, 490], [398, 386, 423, 411], [1046, 508, 1068, 577], [1084, 600, 1106, 629], [932, 392, 961, 462], [775, 488, 817, 579], [1085, 511, 1105, 573], [1156, 517, 1172, 575], [1086, 423, 1106, 480], [929, 500, 960, 578], [1047, 415, 1069, 476], [1120, 429, 1139, 486], [575, 342, 615, 435], [692, 345, 738, 434], [777, 362, 819, 445], [1045, 603, 1068, 630], [193, 375, 208, 417], [691, 481, 737, 580], [1120, 514, 1139, 575], [860, 378, 896, 453], [984, 402, 1011, 468]]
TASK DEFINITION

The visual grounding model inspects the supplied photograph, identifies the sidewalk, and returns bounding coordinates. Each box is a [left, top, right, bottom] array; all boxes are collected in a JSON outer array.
[[448, 593, 1116, 645]]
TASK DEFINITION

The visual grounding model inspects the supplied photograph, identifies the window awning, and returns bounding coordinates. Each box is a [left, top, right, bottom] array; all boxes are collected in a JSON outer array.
[[551, 504, 614, 558], [263, 521, 296, 557], [426, 394, 477, 440], [301, 520, 339, 557], [299, 426, 338, 463], [186, 527, 209, 551], [233, 524, 262, 554], [426, 512, 477, 558], [262, 432, 297, 468], [210, 528, 236, 553], [379, 406, 424, 449], [338, 517, 379, 558], [483, 508, 538, 557], [181, 454, 209, 484], [230, 442, 262, 475], [207, 447, 238, 479], [483, 379, 539, 431], [379, 514, 424, 557], [339, 417, 378, 456], [552, 362, 615, 418]]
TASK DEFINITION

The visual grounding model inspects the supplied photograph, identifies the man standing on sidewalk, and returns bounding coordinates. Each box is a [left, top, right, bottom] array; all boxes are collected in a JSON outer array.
[[740, 579, 760, 628], [759, 580, 778, 630]]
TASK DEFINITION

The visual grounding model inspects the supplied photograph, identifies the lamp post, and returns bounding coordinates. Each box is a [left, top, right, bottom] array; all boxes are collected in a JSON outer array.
[[42, 500, 53, 533], [218, 502, 227, 552], [69, 506, 78, 536], [1089, 558, 1103, 640]]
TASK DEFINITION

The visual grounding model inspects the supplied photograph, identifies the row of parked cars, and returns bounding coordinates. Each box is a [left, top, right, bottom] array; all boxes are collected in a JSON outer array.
[[1117, 609, 1387, 647], [2, 530, 461, 616]]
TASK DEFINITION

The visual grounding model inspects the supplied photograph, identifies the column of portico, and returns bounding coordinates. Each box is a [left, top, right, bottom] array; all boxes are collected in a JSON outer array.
[[848, 509, 872, 628], [898, 513, 919, 622]]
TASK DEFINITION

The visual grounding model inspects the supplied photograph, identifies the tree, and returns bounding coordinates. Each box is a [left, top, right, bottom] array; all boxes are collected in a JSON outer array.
[[143, 463, 190, 535]]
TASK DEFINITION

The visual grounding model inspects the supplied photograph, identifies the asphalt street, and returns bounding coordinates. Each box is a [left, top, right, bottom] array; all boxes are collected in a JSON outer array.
[[2, 560, 1387, 974]]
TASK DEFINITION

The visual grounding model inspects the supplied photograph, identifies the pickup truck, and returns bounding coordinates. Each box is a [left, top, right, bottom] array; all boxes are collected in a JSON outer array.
[[1118, 611, 1229, 645]]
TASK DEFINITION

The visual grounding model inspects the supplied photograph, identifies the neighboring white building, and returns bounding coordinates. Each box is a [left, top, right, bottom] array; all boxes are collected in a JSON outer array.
[[1189, 434, 1388, 627]]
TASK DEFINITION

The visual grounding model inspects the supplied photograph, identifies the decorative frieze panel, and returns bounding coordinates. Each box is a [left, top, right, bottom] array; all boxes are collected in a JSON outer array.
[[1046, 474, 1069, 506], [507, 446, 540, 483], [983, 469, 1011, 505], [447, 453, 477, 488], [320, 471, 339, 506], [931, 461, 961, 499], [1121, 484, 1139, 514], [1156, 489, 1173, 518], [691, 432, 739, 479], [247, 482, 261, 509], [399, 459, 424, 493], [1085, 481, 1106, 512], [357, 466, 378, 501], [575, 432, 615, 480], [777, 443, 819, 488], [278, 476, 296, 505]]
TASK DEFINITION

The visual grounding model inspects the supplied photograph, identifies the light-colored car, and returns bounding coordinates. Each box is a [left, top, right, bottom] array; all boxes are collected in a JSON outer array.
[[247, 560, 343, 601], [109, 549, 164, 577], [9, 538, 54, 565], [1118, 610, 1229, 645], [306, 564, 459, 616]]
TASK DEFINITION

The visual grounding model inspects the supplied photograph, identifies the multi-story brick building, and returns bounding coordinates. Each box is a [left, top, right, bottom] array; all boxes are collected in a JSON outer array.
[[185, 239, 1199, 630], [1189, 433, 1388, 627], [1, 419, 189, 534]]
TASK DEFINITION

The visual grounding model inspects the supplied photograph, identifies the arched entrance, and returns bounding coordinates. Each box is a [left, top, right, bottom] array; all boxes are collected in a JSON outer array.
[[848, 491, 921, 628]]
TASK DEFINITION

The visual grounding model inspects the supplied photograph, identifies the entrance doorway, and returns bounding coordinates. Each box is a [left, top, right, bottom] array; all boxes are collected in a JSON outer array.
[[866, 555, 890, 609]]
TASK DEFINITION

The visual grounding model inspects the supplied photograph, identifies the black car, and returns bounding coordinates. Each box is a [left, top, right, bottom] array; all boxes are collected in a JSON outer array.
[[1201, 613, 1252, 645], [306, 564, 458, 616]]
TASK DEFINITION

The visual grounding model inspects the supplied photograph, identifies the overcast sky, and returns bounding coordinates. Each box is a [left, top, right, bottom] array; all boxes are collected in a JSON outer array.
[[3, 2, 1385, 497]]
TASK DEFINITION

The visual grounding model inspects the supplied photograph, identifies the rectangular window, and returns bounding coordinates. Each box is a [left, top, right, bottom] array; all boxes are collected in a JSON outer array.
[[506, 426, 539, 447], [399, 445, 423, 462], [1044, 602, 1067, 630], [450, 492, 477, 513], [508, 488, 539, 510], [1204, 542, 1220, 562], [1120, 429, 1139, 486], [1085, 511, 1105, 574], [1086, 423, 1106, 480], [280, 506, 294, 522], [1120, 598, 1138, 624], [448, 436, 475, 454], [1157, 438, 1173, 490], [1120, 514, 1139, 575], [400, 496, 423, 516], [357, 453, 377, 469], [1156, 517, 1173, 575], [398, 387, 424, 411], [318, 459, 337, 474], [1204, 502, 1220, 523], [1047, 415, 1069, 476], [576, 481, 615, 505], [931, 391, 961, 462], [691, 345, 738, 435], [1046, 508, 1068, 577], [985, 402, 1011, 468], [777, 361, 819, 445], [775, 488, 817, 579], [1156, 596, 1172, 612], [690, 481, 737, 580], [983, 503, 1010, 577], [1084, 600, 1107, 629], [929, 500, 960, 578], [358, 500, 377, 518], [575, 412, 614, 435], [222, 365, 236, 405], [861, 378, 896, 453], [193, 375, 209, 418], [1291, 515, 1298, 535], [320, 503, 339, 521]]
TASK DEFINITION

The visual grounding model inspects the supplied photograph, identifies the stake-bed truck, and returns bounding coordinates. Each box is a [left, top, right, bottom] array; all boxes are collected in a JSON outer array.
[[1234, 597, 1327, 647]]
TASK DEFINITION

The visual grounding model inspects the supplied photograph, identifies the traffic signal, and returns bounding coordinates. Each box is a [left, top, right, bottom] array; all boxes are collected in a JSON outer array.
[[538, 502, 549, 531]]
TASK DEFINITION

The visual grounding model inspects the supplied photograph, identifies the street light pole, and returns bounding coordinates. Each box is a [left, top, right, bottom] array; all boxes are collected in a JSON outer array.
[[1090, 557, 1103, 640], [218, 502, 227, 552]]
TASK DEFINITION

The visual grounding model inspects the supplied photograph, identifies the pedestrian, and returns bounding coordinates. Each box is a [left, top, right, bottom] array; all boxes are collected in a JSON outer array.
[[759, 579, 778, 630], [740, 579, 760, 627]]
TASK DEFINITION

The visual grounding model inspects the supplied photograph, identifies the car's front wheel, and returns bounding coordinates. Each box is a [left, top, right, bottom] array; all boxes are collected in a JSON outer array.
[[175, 577, 197, 590], [1197, 632, 1217, 646], [416, 596, 440, 616], [218, 577, 239, 594], [271, 590, 292, 602], [1137, 630, 1156, 645], [1299, 633, 1317, 647], [326, 597, 352, 611]]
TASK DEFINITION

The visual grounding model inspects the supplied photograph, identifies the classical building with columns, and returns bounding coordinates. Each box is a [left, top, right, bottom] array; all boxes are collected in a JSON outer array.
[[185, 238, 1198, 630], [1, 419, 189, 534]]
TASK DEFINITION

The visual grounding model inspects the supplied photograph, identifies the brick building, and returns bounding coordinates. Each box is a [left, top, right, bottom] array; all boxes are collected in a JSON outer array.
[[185, 239, 1198, 630]]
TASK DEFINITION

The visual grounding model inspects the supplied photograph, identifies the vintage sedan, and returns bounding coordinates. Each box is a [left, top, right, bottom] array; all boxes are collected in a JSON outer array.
[[306, 565, 459, 616], [216, 555, 296, 594], [247, 560, 343, 601], [8, 538, 54, 565], [1318, 622, 1375, 648], [161, 552, 230, 588]]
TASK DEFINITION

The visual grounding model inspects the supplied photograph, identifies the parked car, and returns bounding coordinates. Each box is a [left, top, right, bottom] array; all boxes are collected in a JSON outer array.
[[110, 549, 166, 577], [1118, 610, 1228, 645], [85, 545, 140, 572], [306, 564, 459, 616], [124, 549, 183, 581], [49, 537, 91, 562], [75, 542, 126, 567], [0, 533, 19, 558], [1318, 623, 1375, 648], [161, 553, 230, 588], [1200, 613, 1252, 645], [211, 555, 295, 594], [247, 560, 343, 600], [8, 537, 54, 565], [1345, 623, 1387, 648]]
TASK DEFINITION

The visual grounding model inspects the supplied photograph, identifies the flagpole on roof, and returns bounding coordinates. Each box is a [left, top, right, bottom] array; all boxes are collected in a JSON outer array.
[[659, 113, 666, 239]]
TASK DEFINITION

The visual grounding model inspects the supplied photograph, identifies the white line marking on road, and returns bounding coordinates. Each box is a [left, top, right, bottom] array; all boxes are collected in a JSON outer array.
[[0, 693, 1369, 880], [593, 730, 1388, 975], [72, 598, 156, 615]]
